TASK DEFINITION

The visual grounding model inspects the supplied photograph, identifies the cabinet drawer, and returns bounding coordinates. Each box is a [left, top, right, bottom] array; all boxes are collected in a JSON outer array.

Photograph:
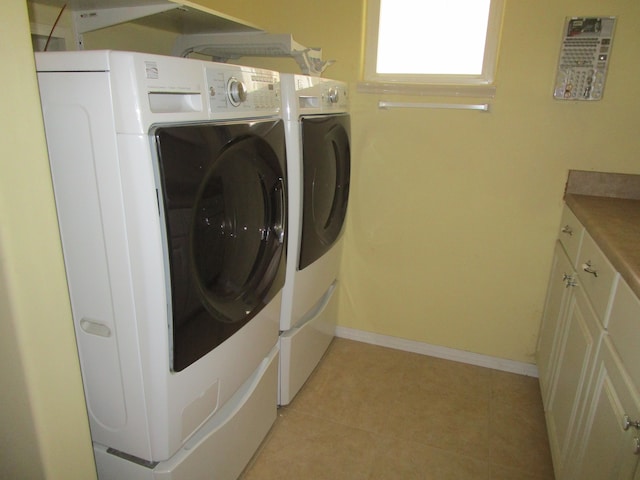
[[558, 206, 584, 267], [608, 279, 640, 390], [577, 232, 618, 326]]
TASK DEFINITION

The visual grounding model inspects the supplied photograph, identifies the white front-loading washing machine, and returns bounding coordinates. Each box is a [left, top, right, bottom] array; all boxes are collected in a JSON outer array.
[[36, 50, 287, 479], [278, 74, 350, 405]]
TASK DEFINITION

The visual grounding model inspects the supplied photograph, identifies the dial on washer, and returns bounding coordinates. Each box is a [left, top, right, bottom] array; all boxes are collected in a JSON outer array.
[[227, 77, 247, 106]]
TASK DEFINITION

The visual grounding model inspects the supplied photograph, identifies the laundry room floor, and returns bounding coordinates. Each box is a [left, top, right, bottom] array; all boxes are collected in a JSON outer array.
[[239, 338, 555, 480]]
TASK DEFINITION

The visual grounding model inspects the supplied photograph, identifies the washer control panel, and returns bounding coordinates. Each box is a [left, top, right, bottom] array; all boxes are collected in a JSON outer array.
[[206, 65, 280, 113]]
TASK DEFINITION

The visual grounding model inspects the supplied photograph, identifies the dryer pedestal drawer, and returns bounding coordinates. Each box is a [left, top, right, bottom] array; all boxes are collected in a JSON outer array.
[[94, 346, 279, 480], [279, 281, 338, 405]]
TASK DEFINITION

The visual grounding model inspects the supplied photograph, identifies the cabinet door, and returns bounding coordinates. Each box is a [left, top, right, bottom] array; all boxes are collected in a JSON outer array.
[[546, 281, 602, 477], [538, 242, 575, 406], [567, 337, 640, 480], [607, 279, 640, 390]]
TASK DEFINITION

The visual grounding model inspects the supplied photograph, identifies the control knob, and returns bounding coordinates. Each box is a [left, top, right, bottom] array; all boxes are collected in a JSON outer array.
[[227, 77, 247, 106], [327, 87, 339, 104]]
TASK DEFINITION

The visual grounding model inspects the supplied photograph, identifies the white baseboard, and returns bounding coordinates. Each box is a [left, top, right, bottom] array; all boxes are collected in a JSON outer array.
[[335, 326, 539, 378]]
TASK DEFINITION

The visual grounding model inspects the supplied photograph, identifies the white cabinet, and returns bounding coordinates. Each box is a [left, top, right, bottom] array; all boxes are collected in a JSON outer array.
[[537, 205, 585, 408], [537, 242, 575, 404], [558, 205, 584, 266], [576, 233, 619, 326], [546, 281, 603, 477], [537, 203, 638, 479], [565, 278, 640, 479], [565, 336, 640, 480]]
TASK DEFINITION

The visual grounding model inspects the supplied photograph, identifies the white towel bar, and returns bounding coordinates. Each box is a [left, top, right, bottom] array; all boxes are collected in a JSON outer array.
[[378, 101, 490, 112]]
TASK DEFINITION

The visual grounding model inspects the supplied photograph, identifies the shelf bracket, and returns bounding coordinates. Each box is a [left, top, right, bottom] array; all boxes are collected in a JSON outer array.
[[172, 32, 334, 76]]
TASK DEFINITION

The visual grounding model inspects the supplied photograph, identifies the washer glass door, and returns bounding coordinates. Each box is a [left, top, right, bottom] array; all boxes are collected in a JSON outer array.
[[154, 120, 286, 372], [299, 114, 351, 270]]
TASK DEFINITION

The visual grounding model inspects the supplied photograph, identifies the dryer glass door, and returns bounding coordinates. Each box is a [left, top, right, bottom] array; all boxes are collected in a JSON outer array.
[[154, 120, 286, 372], [299, 114, 351, 270]]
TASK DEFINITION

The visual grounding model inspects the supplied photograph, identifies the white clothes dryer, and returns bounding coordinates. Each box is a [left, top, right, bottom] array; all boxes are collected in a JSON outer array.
[[278, 74, 350, 405], [36, 50, 287, 479]]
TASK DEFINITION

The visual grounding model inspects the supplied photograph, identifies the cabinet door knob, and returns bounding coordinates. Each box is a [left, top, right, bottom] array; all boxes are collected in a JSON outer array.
[[561, 225, 573, 236], [582, 260, 598, 277], [622, 414, 640, 431]]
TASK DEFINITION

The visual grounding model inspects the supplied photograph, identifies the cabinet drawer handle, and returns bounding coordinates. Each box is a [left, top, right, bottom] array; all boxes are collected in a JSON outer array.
[[563, 273, 577, 288], [561, 225, 573, 236], [622, 414, 640, 431], [582, 261, 598, 277], [634, 437, 640, 456]]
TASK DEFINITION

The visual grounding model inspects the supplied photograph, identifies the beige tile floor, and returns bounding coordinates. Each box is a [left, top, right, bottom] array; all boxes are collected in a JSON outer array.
[[240, 338, 555, 480]]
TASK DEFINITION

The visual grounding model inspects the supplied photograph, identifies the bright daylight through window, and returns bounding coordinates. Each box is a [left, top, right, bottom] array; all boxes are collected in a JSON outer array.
[[364, 0, 504, 88]]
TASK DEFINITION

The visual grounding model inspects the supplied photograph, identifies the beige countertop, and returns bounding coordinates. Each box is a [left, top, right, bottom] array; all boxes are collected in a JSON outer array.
[[565, 193, 640, 299]]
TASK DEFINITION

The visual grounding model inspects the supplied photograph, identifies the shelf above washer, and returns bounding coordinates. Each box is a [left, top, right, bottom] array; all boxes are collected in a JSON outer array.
[[29, 1, 330, 76], [30, 0, 263, 49], [173, 32, 333, 76]]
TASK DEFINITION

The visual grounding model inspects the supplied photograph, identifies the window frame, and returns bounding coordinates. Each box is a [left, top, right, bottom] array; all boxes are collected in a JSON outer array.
[[363, 0, 505, 88]]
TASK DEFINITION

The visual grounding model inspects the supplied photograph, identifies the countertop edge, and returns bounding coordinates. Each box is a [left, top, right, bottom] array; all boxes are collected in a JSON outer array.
[[565, 193, 640, 300]]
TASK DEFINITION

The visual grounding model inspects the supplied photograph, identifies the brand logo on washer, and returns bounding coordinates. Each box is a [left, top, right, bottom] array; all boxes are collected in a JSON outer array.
[[145, 61, 159, 80]]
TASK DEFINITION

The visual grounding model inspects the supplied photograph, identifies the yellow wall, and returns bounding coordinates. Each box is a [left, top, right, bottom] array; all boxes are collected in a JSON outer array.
[[1, 2, 96, 479], [346, 0, 640, 364], [343, 0, 640, 364], [195, 0, 363, 81], [199, 0, 640, 364]]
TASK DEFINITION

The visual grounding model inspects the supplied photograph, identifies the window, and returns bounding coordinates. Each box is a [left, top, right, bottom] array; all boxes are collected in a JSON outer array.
[[363, 0, 505, 89]]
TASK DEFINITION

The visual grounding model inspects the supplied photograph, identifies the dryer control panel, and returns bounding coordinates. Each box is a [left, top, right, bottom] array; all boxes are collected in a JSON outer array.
[[320, 83, 349, 109], [293, 76, 348, 111]]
